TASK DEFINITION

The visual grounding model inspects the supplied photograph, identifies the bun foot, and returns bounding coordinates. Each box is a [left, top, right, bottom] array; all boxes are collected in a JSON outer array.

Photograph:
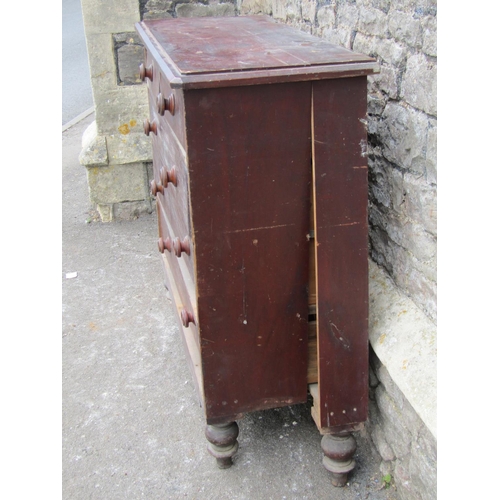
[[321, 433, 356, 487], [205, 421, 239, 469]]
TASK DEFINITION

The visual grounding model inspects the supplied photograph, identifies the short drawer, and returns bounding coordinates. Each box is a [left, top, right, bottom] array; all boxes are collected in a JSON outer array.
[[157, 197, 195, 293], [142, 48, 161, 101], [157, 72, 186, 148], [149, 118, 191, 249]]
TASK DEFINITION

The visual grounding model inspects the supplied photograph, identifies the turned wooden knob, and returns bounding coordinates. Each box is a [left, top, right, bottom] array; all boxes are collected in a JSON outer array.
[[181, 308, 195, 328], [139, 63, 153, 81], [160, 166, 178, 187], [173, 236, 190, 257], [157, 92, 175, 116], [158, 237, 172, 253], [144, 119, 158, 136], [150, 179, 164, 196]]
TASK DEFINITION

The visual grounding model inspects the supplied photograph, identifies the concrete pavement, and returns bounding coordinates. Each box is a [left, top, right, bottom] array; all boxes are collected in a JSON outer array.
[[62, 114, 397, 500]]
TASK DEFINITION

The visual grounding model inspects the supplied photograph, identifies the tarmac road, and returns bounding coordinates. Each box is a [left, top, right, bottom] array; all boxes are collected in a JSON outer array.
[[62, 0, 93, 125]]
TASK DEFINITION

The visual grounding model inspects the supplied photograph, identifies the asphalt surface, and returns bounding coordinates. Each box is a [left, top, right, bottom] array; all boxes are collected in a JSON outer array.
[[62, 0, 93, 125], [62, 113, 397, 499]]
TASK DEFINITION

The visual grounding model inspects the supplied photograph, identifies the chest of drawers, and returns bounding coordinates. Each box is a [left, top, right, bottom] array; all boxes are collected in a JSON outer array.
[[136, 15, 378, 486]]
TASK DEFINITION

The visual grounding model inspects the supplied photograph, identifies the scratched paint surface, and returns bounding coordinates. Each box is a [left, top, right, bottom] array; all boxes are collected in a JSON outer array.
[[145, 16, 373, 75], [185, 82, 312, 423], [312, 77, 369, 430]]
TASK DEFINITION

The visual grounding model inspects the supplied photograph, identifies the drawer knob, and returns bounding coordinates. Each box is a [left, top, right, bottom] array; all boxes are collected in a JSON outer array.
[[150, 179, 164, 196], [173, 236, 190, 257], [139, 63, 153, 82], [181, 308, 195, 328], [160, 166, 178, 187], [158, 237, 172, 254], [144, 119, 158, 136], [157, 92, 175, 116]]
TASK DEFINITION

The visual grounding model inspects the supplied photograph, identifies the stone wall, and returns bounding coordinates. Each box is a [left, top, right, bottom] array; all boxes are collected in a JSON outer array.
[[79, 2, 437, 498]]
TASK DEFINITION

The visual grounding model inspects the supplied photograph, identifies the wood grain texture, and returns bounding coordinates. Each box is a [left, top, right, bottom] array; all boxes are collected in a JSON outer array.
[[185, 82, 312, 423], [136, 17, 378, 90], [312, 77, 369, 431]]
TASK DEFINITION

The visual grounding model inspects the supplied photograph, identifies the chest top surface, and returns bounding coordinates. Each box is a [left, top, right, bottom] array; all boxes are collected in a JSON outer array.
[[136, 16, 378, 88]]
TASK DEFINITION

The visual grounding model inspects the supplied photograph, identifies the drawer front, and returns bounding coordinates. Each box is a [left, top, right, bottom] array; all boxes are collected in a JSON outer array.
[[144, 48, 161, 103], [143, 48, 186, 149], [151, 124, 193, 282], [158, 71, 186, 148], [157, 201, 197, 323]]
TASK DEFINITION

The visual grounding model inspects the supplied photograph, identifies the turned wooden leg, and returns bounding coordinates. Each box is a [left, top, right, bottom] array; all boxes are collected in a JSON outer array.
[[205, 421, 239, 469], [321, 433, 356, 487]]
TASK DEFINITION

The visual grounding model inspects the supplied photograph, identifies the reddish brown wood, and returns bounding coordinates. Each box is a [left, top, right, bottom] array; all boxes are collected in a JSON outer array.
[[205, 422, 239, 469], [185, 81, 311, 423], [150, 179, 163, 196], [158, 236, 172, 254], [312, 77, 369, 431], [144, 118, 157, 136], [160, 166, 178, 187], [181, 308, 195, 328], [136, 16, 375, 474], [157, 92, 175, 116], [142, 16, 374, 75], [173, 236, 190, 257], [321, 433, 357, 487], [139, 62, 153, 81]]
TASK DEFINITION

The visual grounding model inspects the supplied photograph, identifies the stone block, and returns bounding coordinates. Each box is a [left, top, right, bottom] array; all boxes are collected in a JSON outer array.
[[324, 27, 352, 48], [240, 0, 272, 15], [374, 36, 407, 67], [316, 4, 335, 31], [113, 200, 154, 220], [86, 33, 116, 91], [79, 121, 108, 167], [142, 0, 174, 19], [372, 422, 395, 461], [371, 233, 437, 321], [409, 425, 437, 500], [367, 91, 386, 116], [95, 86, 150, 137], [353, 32, 406, 67], [81, 0, 140, 35], [372, 0, 391, 14], [422, 15, 437, 57], [336, 3, 359, 29], [378, 102, 428, 174], [403, 174, 437, 236], [358, 6, 388, 37], [401, 53, 437, 116], [114, 32, 144, 45], [425, 119, 437, 185], [369, 259, 437, 433], [106, 132, 153, 165], [117, 44, 144, 85], [368, 156, 405, 211], [369, 203, 436, 264], [86, 162, 149, 205], [271, 0, 287, 20], [175, 2, 236, 18], [388, 10, 423, 48], [375, 387, 412, 458], [300, 0, 316, 23], [369, 62, 399, 99], [393, 457, 413, 500]]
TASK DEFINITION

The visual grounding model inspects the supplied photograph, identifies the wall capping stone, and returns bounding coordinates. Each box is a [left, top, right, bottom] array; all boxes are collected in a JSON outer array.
[[368, 259, 437, 440]]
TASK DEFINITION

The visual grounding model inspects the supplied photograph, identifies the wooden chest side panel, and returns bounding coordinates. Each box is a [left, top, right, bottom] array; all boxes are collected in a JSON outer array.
[[312, 77, 369, 430], [185, 82, 312, 423]]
